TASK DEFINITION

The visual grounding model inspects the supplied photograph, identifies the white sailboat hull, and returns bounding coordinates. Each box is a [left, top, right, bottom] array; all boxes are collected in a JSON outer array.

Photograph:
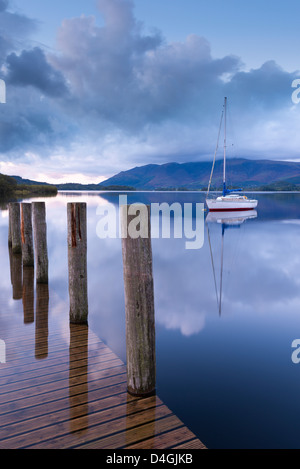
[[206, 196, 258, 212]]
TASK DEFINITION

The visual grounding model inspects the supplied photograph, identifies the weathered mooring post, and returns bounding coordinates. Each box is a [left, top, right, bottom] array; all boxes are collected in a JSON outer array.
[[67, 203, 88, 324], [121, 204, 156, 397], [9, 203, 22, 254], [21, 203, 34, 267], [32, 202, 48, 284]]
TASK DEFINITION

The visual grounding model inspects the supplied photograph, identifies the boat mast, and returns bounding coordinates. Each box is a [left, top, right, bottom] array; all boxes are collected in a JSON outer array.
[[223, 97, 227, 196], [206, 108, 223, 199]]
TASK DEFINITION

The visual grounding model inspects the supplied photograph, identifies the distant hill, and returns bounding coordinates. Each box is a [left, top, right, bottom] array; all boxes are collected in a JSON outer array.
[[0, 174, 57, 198], [12, 176, 50, 186], [5, 157, 300, 193], [97, 158, 300, 191]]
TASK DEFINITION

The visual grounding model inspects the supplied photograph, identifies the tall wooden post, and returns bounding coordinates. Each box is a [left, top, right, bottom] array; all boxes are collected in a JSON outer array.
[[32, 202, 48, 284], [121, 204, 156, 397], [67, 203, 88, 324], [21, 203, 34, 267], [9, 203, 22, 254]]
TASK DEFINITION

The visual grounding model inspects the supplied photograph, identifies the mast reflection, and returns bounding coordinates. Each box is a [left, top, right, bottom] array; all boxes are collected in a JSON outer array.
[[206, 210, 257, 316]]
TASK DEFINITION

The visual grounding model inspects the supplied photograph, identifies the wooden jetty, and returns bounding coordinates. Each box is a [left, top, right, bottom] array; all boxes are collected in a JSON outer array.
[[0, 309, 206, 449], [1, 201, 207, 449]]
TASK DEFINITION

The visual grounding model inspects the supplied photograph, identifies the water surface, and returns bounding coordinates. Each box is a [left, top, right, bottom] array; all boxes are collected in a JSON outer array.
[[1, 191, 300, 449]]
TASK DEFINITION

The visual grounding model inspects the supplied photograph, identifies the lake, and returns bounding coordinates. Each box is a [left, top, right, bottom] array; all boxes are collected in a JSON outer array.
[[1, 191, 300, 449]]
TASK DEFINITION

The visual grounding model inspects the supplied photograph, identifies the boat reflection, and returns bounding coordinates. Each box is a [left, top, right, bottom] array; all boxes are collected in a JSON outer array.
[[206, 210, 257, 316], [206, 210, 257, 225]]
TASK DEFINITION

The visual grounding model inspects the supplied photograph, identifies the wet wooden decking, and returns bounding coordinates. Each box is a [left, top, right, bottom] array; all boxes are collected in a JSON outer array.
[[0, 300, 206, 449]]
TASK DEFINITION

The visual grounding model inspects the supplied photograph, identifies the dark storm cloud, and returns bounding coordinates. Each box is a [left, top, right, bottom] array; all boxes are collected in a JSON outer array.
[[225, 60, 297, 112], [49, 0, 298, 136], [49, 0, 243, 132], [6, 47, 69, 97], [0, 84, 73, 154]]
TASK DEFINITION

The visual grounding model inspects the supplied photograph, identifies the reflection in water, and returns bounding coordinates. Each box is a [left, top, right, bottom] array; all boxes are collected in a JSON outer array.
[[9, 246, 23, 300], [22, 266, 34, 324], [206, 210, 257, 316], [35, 283, 49, 359], [69, 324, 89, 433], [125, 393, 156, 449]]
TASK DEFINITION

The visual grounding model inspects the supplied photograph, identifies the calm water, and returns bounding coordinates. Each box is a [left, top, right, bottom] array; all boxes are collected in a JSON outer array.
[[1, 191, 300, 449]]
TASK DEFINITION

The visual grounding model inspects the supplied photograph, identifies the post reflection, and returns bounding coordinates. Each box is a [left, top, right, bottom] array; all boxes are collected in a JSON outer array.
[[22, 266, 34, 324], [35, 283, 49, 360], [206, 209, 257, 316], [9, 246, 23, 300], [69, 324, 89, 433], [125, 393, 156, 448]]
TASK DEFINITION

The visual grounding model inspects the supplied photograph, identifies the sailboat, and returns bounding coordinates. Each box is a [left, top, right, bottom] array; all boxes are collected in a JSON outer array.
[[206, 97, 258, 212]]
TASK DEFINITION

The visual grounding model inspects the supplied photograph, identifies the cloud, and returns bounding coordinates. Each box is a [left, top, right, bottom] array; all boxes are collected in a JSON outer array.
[[0, 2, 37, 65], [50, 3, 241, 131], [6, 47, 69, 97]]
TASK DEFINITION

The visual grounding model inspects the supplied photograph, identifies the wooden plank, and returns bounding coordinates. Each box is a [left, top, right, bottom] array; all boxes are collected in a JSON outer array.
[[0, 364, 126, 395], [173, 439, 207, 449], [0, 396, 163, 449], [0, 383, 130, 427], [126, 426, 203, 449], [78, 415, 184, 449], [0, 391, 141, 438], [0, 314, 207, 449], [26, 406, 174, 449], [0, 372, 127, 409], [0, 356, 124, 390]]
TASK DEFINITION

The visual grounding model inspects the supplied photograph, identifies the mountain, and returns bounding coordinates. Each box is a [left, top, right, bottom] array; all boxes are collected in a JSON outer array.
[[7, 157, 300, 192], [11, 175, 51, 186], [98, 158, 300, 190]]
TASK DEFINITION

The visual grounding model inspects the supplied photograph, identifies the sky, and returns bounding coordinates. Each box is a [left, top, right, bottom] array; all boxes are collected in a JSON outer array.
[[0, 0, 300, 184]]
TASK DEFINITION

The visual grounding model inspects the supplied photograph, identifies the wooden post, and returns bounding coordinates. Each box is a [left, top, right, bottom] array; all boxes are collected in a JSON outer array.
[[32, 202, 48, 284], [121, 204, 156, 397], [9, 203, 22, 254], [21, 203, 34, 267], [67, 203, 88, 324]]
